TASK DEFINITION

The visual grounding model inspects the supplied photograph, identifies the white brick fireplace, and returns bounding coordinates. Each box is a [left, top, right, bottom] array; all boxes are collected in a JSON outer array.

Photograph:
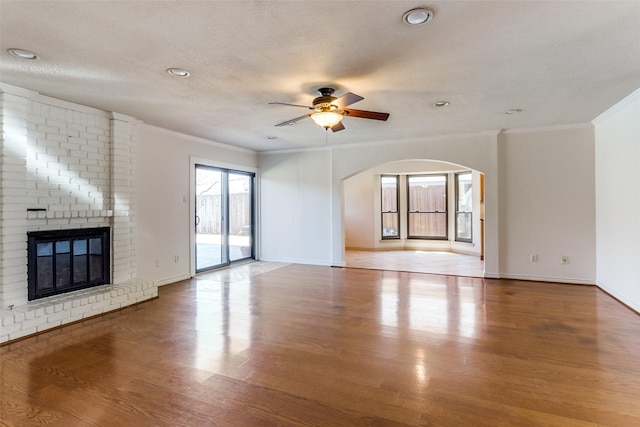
[[0, 84, 156, 344]]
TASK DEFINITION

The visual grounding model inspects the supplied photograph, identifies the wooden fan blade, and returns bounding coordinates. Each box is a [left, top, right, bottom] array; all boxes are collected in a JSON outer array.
[[334, 92, 364, 108], [269, 102, 313, 109], [343, 108, 390, 121], [275, 114, 310, 127], [330, 121, 345, 132]]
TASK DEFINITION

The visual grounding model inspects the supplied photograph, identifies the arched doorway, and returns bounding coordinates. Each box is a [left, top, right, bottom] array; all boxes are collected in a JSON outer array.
[[342, 159, 484, 277]]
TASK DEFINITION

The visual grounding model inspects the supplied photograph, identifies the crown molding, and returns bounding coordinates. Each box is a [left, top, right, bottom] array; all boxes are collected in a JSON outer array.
[[501, 122, 592, 135], [260, 129, 501, 155], [592, 88, 640, 125], [139, 123, 256, 155]]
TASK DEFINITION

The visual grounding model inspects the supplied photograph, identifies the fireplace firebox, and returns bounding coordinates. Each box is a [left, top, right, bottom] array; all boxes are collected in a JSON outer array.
[[27, 227, 111, 301]]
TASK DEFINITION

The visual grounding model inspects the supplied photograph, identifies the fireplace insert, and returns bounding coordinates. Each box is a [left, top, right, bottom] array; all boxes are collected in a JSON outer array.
[[27, 227, 111, 301]]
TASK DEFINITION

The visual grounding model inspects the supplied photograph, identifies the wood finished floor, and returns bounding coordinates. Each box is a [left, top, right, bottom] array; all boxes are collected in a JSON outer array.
[[2, 262, 640, 426]]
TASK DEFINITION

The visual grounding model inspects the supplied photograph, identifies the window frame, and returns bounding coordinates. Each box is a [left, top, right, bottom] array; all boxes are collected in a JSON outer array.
[[380, 175, 400, 240], [455, 171, 473, 243], [406, 173, 448, 240]]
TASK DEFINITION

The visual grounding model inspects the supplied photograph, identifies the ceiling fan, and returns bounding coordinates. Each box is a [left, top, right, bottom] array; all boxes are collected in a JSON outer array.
[[269, 87, 390, 132]]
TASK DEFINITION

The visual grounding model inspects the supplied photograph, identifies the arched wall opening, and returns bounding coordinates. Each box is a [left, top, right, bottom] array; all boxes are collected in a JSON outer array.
[[328, 132, 500, 277], [342, 160, 484, 268]]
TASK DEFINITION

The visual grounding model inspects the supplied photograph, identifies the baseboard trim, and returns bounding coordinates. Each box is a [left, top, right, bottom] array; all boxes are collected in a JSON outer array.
[[596, 281, 640, 315], [258, 257, 331, 267], [154, 274, 192, 287], [499, 274, 594, 286]]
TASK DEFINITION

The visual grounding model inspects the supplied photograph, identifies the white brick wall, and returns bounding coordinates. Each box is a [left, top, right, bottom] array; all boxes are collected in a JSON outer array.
[[25, 95, 111, 215], [0, 84, 156, 344], [0, 90, 29, 308], [110, 114, 137, 284]]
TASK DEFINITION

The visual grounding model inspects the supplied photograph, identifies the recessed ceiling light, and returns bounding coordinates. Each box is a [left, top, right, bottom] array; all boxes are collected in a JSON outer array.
[[433, 101, 450, 107], [267, 136, 277, 140], [166, 68, 190, 77], [403, 8, 434, 25], [505, 108, 523, 115], [8, 48, 39, 60]]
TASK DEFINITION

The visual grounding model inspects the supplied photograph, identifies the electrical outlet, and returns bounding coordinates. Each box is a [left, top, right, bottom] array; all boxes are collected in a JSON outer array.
[[530, 254, 538, 262], [174, 255, 180, 263], [561, 256, 569, 264]]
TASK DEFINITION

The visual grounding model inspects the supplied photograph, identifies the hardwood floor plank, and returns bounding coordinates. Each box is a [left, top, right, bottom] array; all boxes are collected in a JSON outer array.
[[243, 371, 421, 425], [0, 380, 92, 426], [414, 388, 599, 427], [2, 263, 640, 426]]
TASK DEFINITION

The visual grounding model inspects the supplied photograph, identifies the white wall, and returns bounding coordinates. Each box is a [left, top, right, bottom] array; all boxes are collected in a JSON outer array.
[[259, 128, 603, 285], [135, 125, 257, 285], [260, 132, 501, 273], [498, 126, 596, 284], [258, 149, 333, 265], [594, 89, 640, 312]]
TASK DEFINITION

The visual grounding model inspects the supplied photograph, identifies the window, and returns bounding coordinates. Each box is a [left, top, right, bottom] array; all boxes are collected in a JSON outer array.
[[455, 172, 473, 242], [381, 175, 399, 239], [407, 174, 447, 239]]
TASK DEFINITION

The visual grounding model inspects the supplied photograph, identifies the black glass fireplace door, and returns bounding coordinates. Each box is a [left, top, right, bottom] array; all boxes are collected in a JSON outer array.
[[27, 227, 110, 301]]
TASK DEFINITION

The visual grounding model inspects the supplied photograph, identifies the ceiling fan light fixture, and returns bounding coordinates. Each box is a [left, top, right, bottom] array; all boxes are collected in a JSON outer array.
[[8, 48, 39, 60], [310, 111, 344, 129], [403, 8, 434, 25]]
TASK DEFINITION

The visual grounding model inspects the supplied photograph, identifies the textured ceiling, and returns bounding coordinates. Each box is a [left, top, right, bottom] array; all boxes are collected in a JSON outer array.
[[1, 1, 639, 152]]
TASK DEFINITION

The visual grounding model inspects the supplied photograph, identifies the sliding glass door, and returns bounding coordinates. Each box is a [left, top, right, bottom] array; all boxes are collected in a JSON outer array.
[[195, 165, 254, 272], [228, 172, 253, 262]]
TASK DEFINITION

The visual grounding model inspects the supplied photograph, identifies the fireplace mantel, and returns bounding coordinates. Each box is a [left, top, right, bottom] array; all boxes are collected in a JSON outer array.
[[26, 210, 115, 220]]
